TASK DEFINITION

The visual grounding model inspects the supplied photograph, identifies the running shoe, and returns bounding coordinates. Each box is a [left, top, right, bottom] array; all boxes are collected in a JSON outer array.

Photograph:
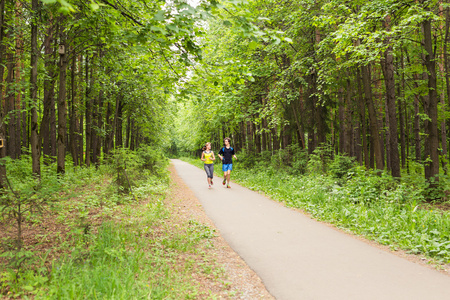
[[211, 180, 214, 185], [209, 185, 211, 188], [222, 178, 226, 185], [227, 185, 231, 188]]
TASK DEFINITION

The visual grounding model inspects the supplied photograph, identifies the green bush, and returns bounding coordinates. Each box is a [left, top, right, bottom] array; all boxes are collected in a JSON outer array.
[[328, 154, 356, 181], [136, 145, 168, 175]]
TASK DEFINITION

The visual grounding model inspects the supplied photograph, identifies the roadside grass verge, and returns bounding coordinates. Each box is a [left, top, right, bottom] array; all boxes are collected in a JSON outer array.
[[182, 157, 450, 266], [0, 153, 226, 299]]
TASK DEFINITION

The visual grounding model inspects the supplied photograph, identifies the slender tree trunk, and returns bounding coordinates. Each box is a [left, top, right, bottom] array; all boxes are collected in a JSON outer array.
[[77, 55, 83, 165], [125, 114, 131, 148], [92, 93, 99, 164], [361, 63, 384, 171], [445, 6, 450, 162], [104, 100, 113, 155], [381, 38, 401, 177], [254, 120, 261, 154], [399, 52, 406, 169], [30, 0, 40, 175], [339, 88, 345, 154], [13, 0, 22, 158], [6, 45, 16, 158], [69, 48, 78, 166], [247, 120, 254, 153], [357, 68, 369, 168], [57, 27, 67, 174], [422, 14, 440, 183], [96, 89, 103, 162], [49, 30, 57, 159], [130, 119, 135, 151], [0, 0, 7, 187], [115, 94, 123, 148], [85, 55, 91, 166], [345, 77, 353, 155]]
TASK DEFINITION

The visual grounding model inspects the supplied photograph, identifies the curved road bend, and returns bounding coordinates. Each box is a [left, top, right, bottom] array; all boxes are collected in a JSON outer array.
[[171, 159, 450, 300]]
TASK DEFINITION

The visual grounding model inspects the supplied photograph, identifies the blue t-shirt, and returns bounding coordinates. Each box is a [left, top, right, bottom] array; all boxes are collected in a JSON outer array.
[[219, 147, 234, 164]]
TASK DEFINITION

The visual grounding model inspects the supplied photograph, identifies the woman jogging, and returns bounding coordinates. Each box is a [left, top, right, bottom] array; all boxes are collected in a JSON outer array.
[[201, 142, 216, 188], [218, 137, 237, 188]]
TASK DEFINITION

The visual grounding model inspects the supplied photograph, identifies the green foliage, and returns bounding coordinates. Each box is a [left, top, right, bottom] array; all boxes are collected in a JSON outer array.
[[270, 144, 309, 175], [0, 156, 59, 254], [137, 145, 169, 176], [1, 150, 222, 298], [328, 154, 357, 181]]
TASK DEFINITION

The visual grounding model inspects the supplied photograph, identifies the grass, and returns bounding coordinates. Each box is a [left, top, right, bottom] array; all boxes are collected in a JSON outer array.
[[0, 153, 228, 299], [182, 157, 450, 265]]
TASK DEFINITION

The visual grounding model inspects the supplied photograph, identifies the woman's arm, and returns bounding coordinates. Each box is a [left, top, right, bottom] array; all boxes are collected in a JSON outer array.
[[211, 152, 216, 160], [201, 152, 205, 161]]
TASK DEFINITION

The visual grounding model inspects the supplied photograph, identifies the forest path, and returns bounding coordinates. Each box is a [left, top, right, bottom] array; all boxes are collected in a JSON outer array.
[[171, 159, 450, 300]]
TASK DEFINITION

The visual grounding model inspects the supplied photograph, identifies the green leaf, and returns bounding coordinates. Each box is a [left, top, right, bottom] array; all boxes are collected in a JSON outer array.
[[166, 24, 179, 33], [154, 10, 166, 21], [248, 41, 258, 50], [90, 1, 100, 10]]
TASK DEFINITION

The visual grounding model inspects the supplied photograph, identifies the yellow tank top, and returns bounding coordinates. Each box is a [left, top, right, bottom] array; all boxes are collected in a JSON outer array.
[[204, 151, 213, 164]]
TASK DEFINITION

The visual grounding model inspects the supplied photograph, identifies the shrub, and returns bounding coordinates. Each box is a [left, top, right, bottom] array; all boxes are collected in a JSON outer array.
[[328, 154, 356, 181], [136, 145, 168, 176]]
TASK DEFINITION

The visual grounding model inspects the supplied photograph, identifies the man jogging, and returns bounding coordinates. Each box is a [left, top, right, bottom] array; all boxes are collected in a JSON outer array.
[[218, 137, 237, 188]]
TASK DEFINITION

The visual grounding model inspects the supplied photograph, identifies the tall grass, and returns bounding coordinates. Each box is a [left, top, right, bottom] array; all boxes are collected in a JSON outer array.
[[1, 148, 221, 299]]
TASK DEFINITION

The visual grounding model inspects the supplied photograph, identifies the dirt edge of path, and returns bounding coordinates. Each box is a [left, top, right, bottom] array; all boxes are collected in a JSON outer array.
[[167, 164, 275, 299]]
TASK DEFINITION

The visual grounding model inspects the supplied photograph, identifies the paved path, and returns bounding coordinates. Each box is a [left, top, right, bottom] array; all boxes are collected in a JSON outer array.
[[172, 159, 450, 300]]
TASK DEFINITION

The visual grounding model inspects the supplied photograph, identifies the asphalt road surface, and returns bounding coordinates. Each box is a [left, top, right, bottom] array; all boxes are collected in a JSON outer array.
[[172, 159, 450, 300]]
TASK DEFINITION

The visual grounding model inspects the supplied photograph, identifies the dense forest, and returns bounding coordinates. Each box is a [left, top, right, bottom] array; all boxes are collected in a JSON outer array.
[[5, 0, 450, 191], [176, 0, 450, 197], [0, 0, 211, 177], [3, 0, 450, 297]]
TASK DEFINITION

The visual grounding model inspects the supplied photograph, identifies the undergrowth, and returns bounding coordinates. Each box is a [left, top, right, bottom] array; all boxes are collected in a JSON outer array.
[[0, 147, 221, 299]]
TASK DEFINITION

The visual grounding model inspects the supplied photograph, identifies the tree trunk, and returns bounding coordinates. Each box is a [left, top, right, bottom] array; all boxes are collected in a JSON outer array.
[[399, 53, 406, 169], [69, 48, 78, 166], [254, 120, 261, 154], [96, 89, 103, 162], [115, 94, 123, 148], [30, 0, 40, 175], [6, 46, 16, 159], [339, 88, 345, 154], [85, 55, 91, 166], [344, 77, 353, 155], [91, 93, 99, 164], [361, 64, 384, 171], [356, 68, 369, 168], [130, 119, 135, 151], [40, 24, 55, 163], [422, 14, 440, 183], [0, 0, 7, 187], [104, 100, 113, 155], [125, 114, 131, 148], [381, 41, 401, 177], [57, 28, 67, 174], [445, 6, 450, 163]]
